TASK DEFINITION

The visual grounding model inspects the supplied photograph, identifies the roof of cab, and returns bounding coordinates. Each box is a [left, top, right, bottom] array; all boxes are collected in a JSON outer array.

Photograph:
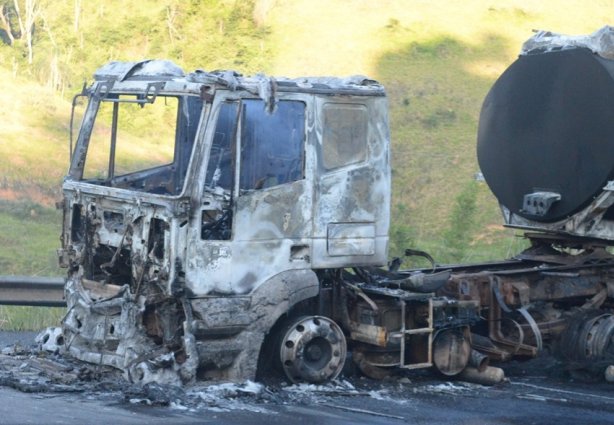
[[93, 59, 386, 97]]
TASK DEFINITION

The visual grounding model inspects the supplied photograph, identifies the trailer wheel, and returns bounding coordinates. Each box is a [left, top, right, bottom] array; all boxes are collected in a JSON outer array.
[[278, 315, 346, 383]]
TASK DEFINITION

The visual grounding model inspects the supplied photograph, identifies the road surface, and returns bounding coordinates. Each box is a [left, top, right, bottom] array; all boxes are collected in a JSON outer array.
[[0, 331, 612, 425]]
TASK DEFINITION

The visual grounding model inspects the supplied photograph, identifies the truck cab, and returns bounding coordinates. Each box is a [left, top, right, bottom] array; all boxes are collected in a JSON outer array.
[[59, 60, 393, 384]]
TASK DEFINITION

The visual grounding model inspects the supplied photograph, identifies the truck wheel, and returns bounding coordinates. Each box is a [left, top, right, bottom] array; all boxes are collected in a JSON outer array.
[[279, 315, 346, 383]]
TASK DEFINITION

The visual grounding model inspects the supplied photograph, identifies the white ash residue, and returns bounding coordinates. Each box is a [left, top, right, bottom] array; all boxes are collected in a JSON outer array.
[[415, 381, 485, 395], [186, 380, 273, 413]]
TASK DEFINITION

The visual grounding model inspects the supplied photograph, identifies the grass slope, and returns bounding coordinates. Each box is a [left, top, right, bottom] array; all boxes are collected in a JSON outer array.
[[266, 0, 614, 261]]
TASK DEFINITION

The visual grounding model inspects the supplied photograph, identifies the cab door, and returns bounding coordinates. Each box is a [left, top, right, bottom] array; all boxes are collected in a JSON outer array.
[[185, 94, 313, 296], [311, 97, 391, 268]]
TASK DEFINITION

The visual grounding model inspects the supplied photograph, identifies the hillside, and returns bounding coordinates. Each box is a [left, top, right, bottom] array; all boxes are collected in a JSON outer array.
[[0, 1, 612, 327], [263, 0, 613, 261]]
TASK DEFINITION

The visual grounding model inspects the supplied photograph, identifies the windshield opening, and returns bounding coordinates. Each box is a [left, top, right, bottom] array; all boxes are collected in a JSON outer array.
[[80, 94, 203, 196]]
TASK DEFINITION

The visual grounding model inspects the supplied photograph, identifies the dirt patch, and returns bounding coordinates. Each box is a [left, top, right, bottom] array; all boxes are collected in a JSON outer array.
[[0, 189, 18, 202], [471, 224, 512, 243], [0, 187, 58, 207]]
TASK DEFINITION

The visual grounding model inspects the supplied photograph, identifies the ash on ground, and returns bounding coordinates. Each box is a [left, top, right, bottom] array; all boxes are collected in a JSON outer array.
[[0, 333, 608, 416]]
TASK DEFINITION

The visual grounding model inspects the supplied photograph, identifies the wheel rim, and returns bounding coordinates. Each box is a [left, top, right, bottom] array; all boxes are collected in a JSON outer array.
[[279, 315, 346, 383]]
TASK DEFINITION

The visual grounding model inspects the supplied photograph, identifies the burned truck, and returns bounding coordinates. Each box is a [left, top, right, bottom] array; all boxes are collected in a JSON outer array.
[[57, 61, 478, 385], [56, 27, 614, 386]]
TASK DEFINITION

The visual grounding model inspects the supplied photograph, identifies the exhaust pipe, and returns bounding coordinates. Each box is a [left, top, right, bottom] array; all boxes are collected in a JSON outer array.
[[468, 350, 489, 372], [459, 365, 505, 386], [606, 365, 614, 383]]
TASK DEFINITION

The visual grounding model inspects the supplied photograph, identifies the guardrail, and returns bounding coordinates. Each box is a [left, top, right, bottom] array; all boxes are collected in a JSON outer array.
[[0, 276, 65, 307]]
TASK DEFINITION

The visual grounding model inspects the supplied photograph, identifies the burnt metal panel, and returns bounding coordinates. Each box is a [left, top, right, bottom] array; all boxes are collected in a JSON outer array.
[[327, 222, 376, 256]]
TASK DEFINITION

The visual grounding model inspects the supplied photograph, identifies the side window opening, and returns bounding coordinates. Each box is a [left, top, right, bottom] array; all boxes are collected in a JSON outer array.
[[322, 103, 368, 170], [201, 101, 239, 241], [205, 102, 239, 191], [239, 100, 305, 191], [175, 96, 205, 192]]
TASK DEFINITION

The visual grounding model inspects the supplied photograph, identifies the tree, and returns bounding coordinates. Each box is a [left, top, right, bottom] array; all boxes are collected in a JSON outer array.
[[12, 0, 25, 36], [23, 0, 40, 64], [6, 0, 40, 63], [0, 3, 14, 45], [73, 0, 80, 33], [165, 3, 181, 44]]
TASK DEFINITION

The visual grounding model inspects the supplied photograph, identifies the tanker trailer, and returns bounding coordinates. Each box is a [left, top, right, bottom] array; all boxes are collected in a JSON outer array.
[[478, 26, 614, 239], [439, 27, 614, 379]]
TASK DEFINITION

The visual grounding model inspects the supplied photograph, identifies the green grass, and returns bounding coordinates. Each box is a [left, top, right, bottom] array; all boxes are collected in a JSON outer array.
[[0, 306, 64, 332], [0, 201, 62, 276], [0, 200, 63, 330]]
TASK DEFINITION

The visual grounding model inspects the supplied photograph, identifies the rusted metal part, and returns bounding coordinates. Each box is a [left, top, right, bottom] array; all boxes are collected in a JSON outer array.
[[470, 334, 513, 362], [329, 268, 479, 379], [468, 349, 489, 372], [438, 238, 614, 366], [459, 366, 505, 386], [349, 323, 388, 347], [519, 233, 614, 260], [0, 276, 65, 307], [487, 288, 538, 358], [432, 328, 471, 376], [352, 345, 398, 379]]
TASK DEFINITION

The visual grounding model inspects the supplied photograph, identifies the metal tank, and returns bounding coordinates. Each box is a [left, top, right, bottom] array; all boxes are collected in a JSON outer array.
[[478, 26, 614, 241]]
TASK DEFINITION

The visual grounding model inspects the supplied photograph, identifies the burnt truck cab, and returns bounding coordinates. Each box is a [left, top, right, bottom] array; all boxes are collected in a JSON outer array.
[[59, 60, 392, 384]]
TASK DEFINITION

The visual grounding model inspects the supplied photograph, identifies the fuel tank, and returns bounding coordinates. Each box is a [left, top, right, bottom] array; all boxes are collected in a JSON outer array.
[[477, 27, 614, 240]]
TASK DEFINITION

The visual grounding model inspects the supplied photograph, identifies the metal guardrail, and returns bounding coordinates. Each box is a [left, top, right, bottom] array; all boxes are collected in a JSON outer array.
[[0, 276, 65, 307]]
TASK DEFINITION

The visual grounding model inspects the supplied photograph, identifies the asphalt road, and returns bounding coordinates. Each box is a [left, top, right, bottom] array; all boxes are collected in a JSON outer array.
[[0, 331, 613, 425]]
